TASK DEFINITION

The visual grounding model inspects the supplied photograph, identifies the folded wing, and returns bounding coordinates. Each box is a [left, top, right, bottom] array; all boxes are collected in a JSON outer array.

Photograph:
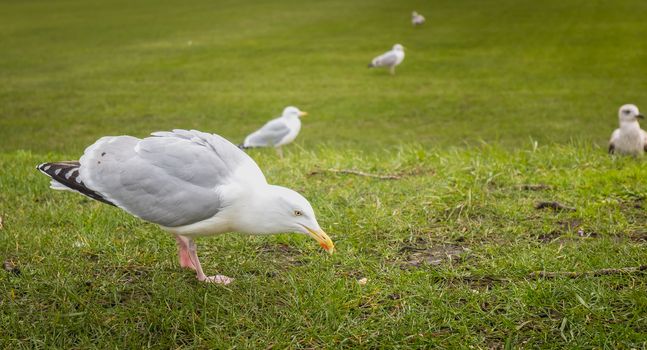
[[243, 118, 291, 147], [371, 51, 398, 67], [608, 129, 620, 154], [73, 129, 265, 227]]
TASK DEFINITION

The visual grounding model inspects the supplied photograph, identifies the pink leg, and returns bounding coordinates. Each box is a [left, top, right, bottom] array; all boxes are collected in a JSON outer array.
[[175, 235, 196, 270], [175, 235, 233, 285]]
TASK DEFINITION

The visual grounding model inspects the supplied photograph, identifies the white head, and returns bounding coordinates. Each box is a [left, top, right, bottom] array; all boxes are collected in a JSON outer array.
[[618, 104, 644, 124], [240, 185, 334, 254], [393, 44, 404, 52], [282, 106, 308, 119]]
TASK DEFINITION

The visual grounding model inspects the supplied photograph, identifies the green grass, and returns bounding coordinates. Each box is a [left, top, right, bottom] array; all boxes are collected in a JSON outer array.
[[2, 147, 646, 348], [1, 0, 646, 348], [1, 0, 647, 152]]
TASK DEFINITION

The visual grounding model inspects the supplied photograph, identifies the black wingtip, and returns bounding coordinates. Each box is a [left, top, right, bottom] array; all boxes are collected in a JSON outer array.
[[36, 162, 53, 173], [37, 161, 116, 207]]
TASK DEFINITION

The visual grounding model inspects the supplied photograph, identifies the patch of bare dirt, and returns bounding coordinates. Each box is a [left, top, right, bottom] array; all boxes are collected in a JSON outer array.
[[558, 219, 582, 231], [335, 269, 364, 279], [256, 243, 305, 266], [628, 231, 647, 242], [537, 231, 561, 243], [460, 275, 504, 289], [535, 201, 576, 212], [516, 184, 553, 191], [619, 197, 644, 210], [3, 259, 20, 275], [81, 251, 100, 261], [398, 244, 469, 268], [576, 230, 599, 238]]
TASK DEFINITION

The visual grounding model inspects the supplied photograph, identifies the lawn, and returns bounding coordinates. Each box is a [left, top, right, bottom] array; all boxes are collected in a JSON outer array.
[[1, 0, 646, 348]]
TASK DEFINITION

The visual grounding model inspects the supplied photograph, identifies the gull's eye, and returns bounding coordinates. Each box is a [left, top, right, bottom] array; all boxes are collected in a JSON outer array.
[[624, 110, 631, 114], [293, 210, 303, 217]]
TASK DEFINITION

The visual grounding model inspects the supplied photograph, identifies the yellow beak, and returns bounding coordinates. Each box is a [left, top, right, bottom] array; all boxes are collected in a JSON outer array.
[[299, 111, 308, 117], [302, 225, 334, 254]]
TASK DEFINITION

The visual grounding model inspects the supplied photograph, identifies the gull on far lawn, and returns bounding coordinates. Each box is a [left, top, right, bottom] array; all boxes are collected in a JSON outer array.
[[240, 106, 307, 158], [37, 129, 334, 284], [412, 11, 425, 26], [608, 104, 647, 157], [368, 44, 405, 75]]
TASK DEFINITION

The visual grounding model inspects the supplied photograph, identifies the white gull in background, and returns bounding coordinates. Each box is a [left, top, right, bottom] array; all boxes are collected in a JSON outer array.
[[240, 106, 307, 157], [38, 129, 334, 284], [608, 104, 647, 156], [412, 11, 425, 26], [368, 44, 405, 75]]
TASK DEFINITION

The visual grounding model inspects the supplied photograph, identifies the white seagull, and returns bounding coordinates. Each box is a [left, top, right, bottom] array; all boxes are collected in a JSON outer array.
[[608, 104, 647, 156], [240, 106, 308, 157], [37, 129, 334, 284], [412, 11, 425, 26], [368, 44, 405, 75]]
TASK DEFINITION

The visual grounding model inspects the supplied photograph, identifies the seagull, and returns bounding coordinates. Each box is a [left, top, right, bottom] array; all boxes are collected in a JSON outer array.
[[411, 11, 425, 26], [368, 44, 405, 75], [37, 129, 334, 284], [608, 104, 647, 156], [240, 106, 308, 157]]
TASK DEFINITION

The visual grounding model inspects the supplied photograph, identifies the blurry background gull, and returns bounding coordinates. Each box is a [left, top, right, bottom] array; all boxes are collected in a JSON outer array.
[[368, 44, 405, 75], [240, 106, 308, 157], [608, 104, 647, 156], [412, 11, 425, 26]]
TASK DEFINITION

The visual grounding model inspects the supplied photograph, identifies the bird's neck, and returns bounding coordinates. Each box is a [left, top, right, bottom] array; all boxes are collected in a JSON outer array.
[[228, 185, 286, 235], [282, 115, 301, 126], [282, 115, 299, 121], [620, 120, 640, 132]]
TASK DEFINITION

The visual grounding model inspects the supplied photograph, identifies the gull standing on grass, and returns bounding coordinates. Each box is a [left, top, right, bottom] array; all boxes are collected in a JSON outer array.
[[608, 104, 647, 156], [368, 44, 405, 75], [411, 11, 425, 26], [37, 129, 334, 284], [240, 106, 307, 158]]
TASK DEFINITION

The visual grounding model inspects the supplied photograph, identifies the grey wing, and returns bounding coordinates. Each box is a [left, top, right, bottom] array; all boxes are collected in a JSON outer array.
[[244, 118, 291, 147], [608, 129, 620, 154], [78, 130, 265, 227], [642, 129, 647, 152], [373, 51, 398, 67]]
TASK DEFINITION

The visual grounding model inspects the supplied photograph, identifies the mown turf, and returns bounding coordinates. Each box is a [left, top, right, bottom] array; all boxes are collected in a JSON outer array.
[[1, 0, 646, 348], [1, 0, 647, 152], [1, 147, 646, 348]]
